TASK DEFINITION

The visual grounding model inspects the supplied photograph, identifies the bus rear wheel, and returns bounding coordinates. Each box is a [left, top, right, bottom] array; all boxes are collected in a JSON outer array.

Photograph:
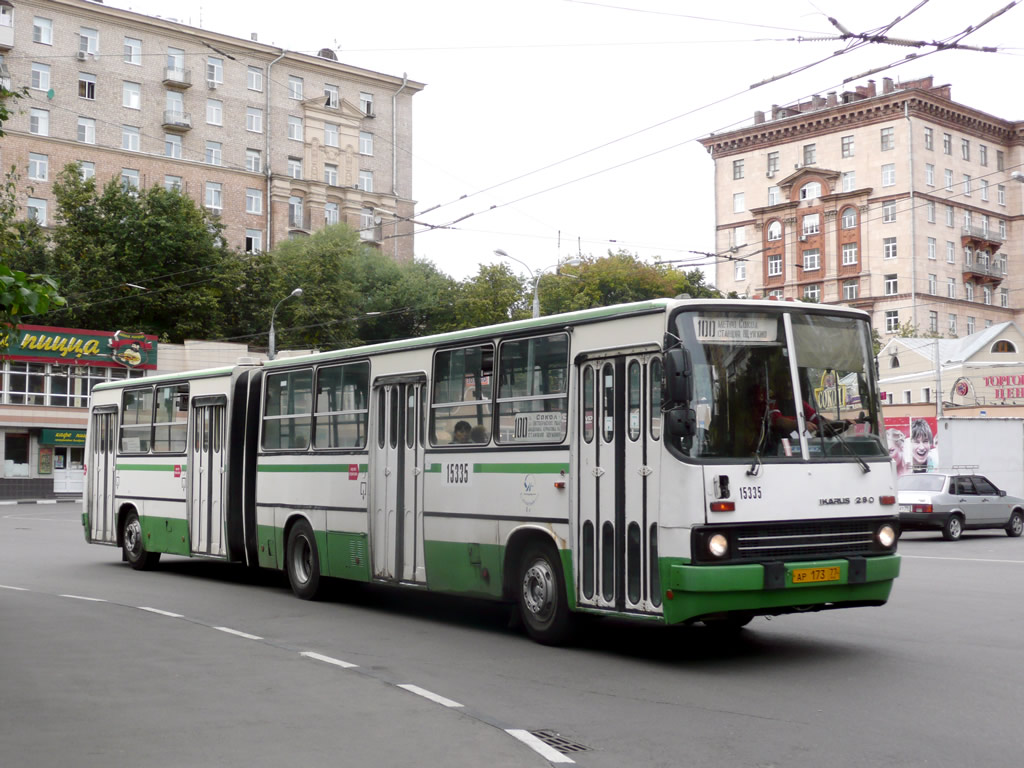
[[122, 511, 160, 571], [286, 519, 322, 600], [517, 541, 573, 645]]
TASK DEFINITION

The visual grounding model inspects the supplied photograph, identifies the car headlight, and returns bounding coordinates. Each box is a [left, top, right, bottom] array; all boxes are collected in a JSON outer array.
[[876, 524, 896, 549], [708, 533, 729, 558]]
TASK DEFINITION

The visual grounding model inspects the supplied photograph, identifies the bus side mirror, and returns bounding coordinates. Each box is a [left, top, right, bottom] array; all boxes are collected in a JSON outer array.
[[665, 406, 697, 439], [663, 348, 693, 406]]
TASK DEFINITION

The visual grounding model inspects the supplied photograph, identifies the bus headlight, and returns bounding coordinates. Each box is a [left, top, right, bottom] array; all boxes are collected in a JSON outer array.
[[708, 533, 729, 558], [876, 524, 896, 549]]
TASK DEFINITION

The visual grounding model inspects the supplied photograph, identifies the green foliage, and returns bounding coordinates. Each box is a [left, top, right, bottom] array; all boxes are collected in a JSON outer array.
[[453, 263, 525, 327]]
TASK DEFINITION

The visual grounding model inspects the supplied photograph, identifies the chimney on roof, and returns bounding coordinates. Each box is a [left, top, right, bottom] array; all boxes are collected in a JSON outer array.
[[754, 110, 765, 125], [811, 95, 825, 109], [251, 33, 258, 41], [883, 77, 894, 94], [826, 91, 837, 107], [771, 104, 780, 119], [867, 79, 876, 97]]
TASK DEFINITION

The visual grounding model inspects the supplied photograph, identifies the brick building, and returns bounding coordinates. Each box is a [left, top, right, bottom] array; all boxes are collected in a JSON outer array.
[[699, 77, 1024, 339], [0, 0, 423, 259]]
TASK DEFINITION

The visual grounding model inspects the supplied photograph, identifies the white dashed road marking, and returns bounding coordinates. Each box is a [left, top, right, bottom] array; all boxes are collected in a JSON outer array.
[[138, 606, 184, 618], [397, 684, 464, 708], [300, 650, 358, 669], [0, 584, 29, 591], [505, 729, 576, 764], [213, 626, 263, 640], [60, 594, 107, 602]]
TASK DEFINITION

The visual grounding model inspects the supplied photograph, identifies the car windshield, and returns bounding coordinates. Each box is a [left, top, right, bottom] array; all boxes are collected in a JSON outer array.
[[898, 474, 945, 492]]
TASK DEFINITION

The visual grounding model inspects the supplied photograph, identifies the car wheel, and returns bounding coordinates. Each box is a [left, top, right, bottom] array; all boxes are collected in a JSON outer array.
[[286, 519, 322, 600], [942, 514, 963, 541], [1006, 510, 1024, 538], [517, 540, 574, 645], [123, 511, 160, 571]]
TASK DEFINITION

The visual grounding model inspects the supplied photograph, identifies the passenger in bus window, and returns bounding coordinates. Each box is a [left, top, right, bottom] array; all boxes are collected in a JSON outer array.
[[452, 420, 472, 444], [470, 424, 488, 443]]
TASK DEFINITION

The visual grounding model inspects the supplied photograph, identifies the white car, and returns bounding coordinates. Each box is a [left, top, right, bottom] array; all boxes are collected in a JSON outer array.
[[898, 472, 1024, 541]]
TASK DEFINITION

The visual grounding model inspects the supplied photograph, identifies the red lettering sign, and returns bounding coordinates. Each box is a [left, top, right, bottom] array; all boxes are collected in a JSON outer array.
[[349, 464, 359, 480], [174, 465, 182, 478]]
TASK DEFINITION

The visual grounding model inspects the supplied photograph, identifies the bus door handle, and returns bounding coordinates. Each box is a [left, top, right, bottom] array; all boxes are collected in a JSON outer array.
[[413, 467, 421, 476], [592, 467, 605, 478], [384, 467, 392, 476], [638, 466, 653, 477]]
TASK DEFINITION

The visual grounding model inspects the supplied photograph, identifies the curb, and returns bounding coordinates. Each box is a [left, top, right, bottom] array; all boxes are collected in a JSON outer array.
[[0, 498, 80, 506]]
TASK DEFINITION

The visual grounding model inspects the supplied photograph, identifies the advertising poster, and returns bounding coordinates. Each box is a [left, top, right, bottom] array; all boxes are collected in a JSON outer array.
[[884, 416, 938, 476]]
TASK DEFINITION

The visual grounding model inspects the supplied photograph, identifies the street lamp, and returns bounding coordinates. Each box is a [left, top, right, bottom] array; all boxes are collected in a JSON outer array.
[[493, 249, 580, 318], [268, 287, 303, 360]]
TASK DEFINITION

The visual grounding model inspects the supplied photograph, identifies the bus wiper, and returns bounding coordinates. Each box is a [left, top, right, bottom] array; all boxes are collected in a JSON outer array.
[[825, 420, 870, 473]]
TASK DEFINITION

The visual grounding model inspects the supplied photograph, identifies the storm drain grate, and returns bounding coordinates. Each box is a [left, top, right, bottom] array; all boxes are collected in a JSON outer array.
[[530, 730, 590, 754]]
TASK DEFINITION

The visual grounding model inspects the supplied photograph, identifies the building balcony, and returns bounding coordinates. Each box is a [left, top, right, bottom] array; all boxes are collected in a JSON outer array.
[[961, 225, 1005, 252], [288, 210, 311, 232], [962, 259, 1005, 286], [0, 24, 13, 50], [163, 67, 192, 88], [162, 110, 192, 131]]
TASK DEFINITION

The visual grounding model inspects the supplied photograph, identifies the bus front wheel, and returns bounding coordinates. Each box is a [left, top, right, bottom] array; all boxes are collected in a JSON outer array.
[[286, 519, 322, 600], [122, 511, 160, 571], [517, 541, 573, 645]]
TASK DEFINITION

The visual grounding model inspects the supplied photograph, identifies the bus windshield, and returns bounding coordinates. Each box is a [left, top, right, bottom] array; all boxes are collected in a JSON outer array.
[[672, 309, 886, 462]]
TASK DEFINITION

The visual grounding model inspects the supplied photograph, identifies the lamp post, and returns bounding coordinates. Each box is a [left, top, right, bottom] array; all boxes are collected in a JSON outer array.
[[493, 249, 580, 318], [268, 287, 303, 360]]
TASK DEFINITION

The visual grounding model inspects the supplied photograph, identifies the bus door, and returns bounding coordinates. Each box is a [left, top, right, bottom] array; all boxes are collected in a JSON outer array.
[[370, 376, 426, 582], [88, 406, 119, 544], [189, 396, 227, 557], [576, 353, 663, 615]]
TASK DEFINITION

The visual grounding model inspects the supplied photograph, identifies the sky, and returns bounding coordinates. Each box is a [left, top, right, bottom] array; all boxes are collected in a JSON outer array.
[[109, 0, 1023, 284]]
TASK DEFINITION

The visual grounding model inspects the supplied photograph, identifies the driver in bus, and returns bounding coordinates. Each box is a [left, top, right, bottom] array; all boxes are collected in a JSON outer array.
[[752, 383, 819, 438]]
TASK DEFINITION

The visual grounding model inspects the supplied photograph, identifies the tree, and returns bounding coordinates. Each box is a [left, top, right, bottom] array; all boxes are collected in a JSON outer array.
[[452, 263, 525, 328]]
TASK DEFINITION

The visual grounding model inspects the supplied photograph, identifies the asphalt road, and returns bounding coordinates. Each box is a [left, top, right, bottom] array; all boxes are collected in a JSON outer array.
[[2, 502, 1022, 768]]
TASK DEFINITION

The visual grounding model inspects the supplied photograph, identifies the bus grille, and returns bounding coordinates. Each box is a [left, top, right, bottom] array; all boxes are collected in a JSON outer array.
[[696, 518, 889, 563]]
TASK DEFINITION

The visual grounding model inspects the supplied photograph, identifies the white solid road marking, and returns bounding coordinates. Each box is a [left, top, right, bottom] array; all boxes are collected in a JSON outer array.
[[902, 554, 1024, 565], [505, 729, 576, 764], [138, 606, 184, 618], [0, 584, 29, 591], [37, 500, 57, 505], [299, 651, 358, 669], [213, 626, 263, 640], [60, 594, 107, 602], [397, 684, 464, 708]]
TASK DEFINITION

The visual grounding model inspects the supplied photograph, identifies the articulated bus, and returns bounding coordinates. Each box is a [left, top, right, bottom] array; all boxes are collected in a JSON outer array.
[[83, 298, 900, 644]]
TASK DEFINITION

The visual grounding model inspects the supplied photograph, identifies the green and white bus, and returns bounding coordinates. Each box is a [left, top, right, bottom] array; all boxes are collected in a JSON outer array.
[[83, 298, 900, 644]]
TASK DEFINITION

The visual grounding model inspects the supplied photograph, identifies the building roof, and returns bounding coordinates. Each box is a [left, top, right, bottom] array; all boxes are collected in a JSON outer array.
[[880, 322, 1019, 365]]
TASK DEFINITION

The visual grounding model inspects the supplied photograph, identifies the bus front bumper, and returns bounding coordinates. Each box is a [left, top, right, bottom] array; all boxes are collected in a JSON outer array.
[[660, 554, 901, 626]]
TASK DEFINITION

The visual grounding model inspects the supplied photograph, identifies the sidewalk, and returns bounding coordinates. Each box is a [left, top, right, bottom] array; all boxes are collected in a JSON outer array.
[[0, 497, 80, 505]]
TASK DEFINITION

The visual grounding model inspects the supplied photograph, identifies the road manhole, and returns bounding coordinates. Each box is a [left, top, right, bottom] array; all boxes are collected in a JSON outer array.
[[529, 730, 590, 754]]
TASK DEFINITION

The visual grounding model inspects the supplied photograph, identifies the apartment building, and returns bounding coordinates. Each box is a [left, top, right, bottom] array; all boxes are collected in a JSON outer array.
[[699, 77, 1024, 339], [0, 0, 423, 260]]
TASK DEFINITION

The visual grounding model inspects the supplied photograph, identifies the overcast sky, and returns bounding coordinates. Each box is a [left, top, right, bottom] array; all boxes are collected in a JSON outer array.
[[111, 0, 1022, 283]]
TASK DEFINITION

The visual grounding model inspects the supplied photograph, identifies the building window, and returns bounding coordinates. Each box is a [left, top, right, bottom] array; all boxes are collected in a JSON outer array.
[[885, 311, 899, 333], [884, 274, 898, 296], [324, 123, 339, 147], [288, 116, 303, 141], [733, 226, 747, 247], [122, 125, 140, 151], [325, 201, 339, 226], [358, 170, 374, 192], [767, 289, 783, 300], [924, 127, 933, 150], [288, 158, 303, 179], [164, 175, 182, 191], [732, 159, 744, 180], [248, 66, 263, 91], [925, 163, 934, 186], [79, 73, 96, 99], [33, 17, 53, 45], [80, 27, 99, 55], [80, 162, 95, 180], [944, 169, 953, 191], [324, 164, 338, 186], [205, 141, 222, 166], [360, 92, 374, 116], [902, 390, 912, 404], [121, 168, 140, 191], [979, 144, 988, 166], [324, 84, 339, 108], [288, 75, 303, 99], [967, 316, 976, 335], [245, 188, 262, 214], [928, 273, 937, 295], [841, 207, 857, 229], [983, 285, 992, 305], [803, 284, 820, 302], [882, 201, 896, 223], [803, 143, 816, 165], [767, 253, 782, 276], [947, 278, 956, 298], [942, 132, 952, 155], [962, 174, 971, 196], [124, 37, 142, 65], [802, 248, 820, 271], [288, 196, 304, 227], [799, 181, 821, 200], [767, 186, 780, 206], [246, 107, 263, 133], [999, 219, 1006, 238], [164, 133, 182, 159], [842, 242, 857, 265], [166, 90, 184, 118], [965, 282, 974, 302], [980, 179, 989, 201], [948, 314, 957, 335], [1001, 288, 1009, 308], [167, 47, 185, 76], [206, 56, 223, 85], [246, 149, 262, 173], [929, 311, 938, 333], [926, 200, 935, 223], [766, 220, 782, 241], [843, 279, 858, 300], [946, 241, 955, 263], [732, 192, 744, 213], [945, 205, 954, 227], [28, 153, 48, 181], [842, 171, 856, 192], [767, 152, 779, 175], [206, 98, 223, 125], [29, 108, 49, 136], [881, 164, 895, 187], [880, 126, 894, 151], [997, 150, 1005, 171], [245, 229, 262, 253], [77, 117, 96, 144], [735, 261, 746, 281], [998, 184, 1006, 206], [27, 198, 47, 226], [802, 213, 819, 235], [883, 237, 897, 259], [927, 237, 936, 260], [122, 81, 141, 109], [205, 182, 222, 213], [841, 135, 854, 157], [961, 138, 970, 161], [359, 131, 374, 156], [31, 62, 50, 91]]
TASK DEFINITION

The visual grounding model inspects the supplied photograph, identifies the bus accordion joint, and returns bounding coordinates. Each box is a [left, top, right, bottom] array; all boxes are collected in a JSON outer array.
[[710, 501, 735, 512]]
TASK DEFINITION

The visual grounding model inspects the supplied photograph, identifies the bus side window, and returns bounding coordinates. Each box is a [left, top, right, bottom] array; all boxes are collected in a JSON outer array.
[[262, 369, 313, 451], [496, 333, 569, 445], [120, 387, 154, 453], [430, 344, 493, 446]]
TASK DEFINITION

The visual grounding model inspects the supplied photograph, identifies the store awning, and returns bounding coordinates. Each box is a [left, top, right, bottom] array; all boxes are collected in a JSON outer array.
[[40, 429, 86, 446]]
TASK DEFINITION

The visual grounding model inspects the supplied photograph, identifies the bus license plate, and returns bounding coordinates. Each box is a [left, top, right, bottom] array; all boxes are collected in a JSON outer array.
[[791, 566, 841, 584]]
